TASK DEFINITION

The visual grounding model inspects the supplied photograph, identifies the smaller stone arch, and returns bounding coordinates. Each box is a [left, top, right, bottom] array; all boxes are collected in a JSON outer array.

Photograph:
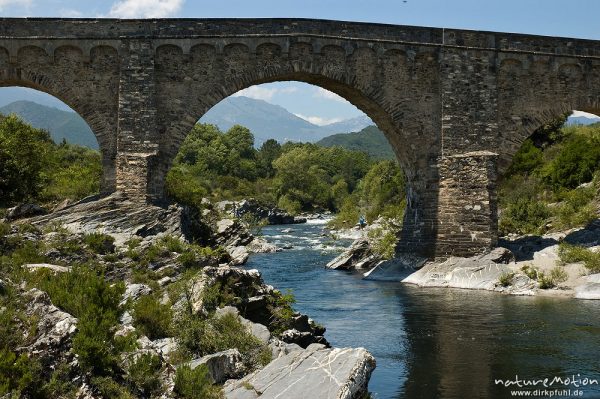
[[499, 58, 523, 73], [223, 43, 251, 82], [0, 47, 8, 68], [54, 45, 83, 69], [256, 42, 282, 58], [190, 43, 217, 61], [320, 45, 347, 79], [17, 45, 48, 66], [348, 46, 378, 90], [90, 45, 119, 70], [190, 44, 217, 80]]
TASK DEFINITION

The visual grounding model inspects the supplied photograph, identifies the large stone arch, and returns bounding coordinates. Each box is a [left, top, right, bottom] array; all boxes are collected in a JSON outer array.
[[496, 55, 600, 175], [152, 40, 443, 256], [0, 74, 117, 194], [0, 44, 119, 194]]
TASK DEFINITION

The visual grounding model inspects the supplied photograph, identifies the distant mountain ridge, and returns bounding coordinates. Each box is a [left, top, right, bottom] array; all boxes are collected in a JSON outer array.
[[199, 96, 372, 144], [0, 96, 374, 149], [0, 101, 98, 149]]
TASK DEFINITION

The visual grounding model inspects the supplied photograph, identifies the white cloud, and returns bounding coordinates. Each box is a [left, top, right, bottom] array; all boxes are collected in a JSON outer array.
[[294, 114, 343, 126], [233, 86, 298, 101], [571, 110, 600, 119], [108, 0, 184, 18], [313, 87, 349, 103]]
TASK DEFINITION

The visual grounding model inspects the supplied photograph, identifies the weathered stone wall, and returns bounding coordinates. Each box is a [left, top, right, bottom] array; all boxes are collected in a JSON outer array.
[[1, 18, 600, 257]]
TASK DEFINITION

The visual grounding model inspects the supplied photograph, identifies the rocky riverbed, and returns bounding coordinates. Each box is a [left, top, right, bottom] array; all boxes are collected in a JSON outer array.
[[0, 195, 375, 398], [328, 217, 600, 300]]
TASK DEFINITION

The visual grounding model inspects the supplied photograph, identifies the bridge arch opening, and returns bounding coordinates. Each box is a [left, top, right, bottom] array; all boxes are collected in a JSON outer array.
[[164, 80, 408, 254], [0, 42, 119, 196], [498, 109, 600, 243], [0, 86, 104, 207]]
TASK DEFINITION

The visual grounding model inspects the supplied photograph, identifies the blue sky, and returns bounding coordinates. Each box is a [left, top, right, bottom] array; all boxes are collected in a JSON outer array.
[[2, 0, 600, 123]]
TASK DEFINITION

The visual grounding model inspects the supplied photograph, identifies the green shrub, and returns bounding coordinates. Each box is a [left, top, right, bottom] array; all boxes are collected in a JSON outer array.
[[559, 243, 600, 273], [176, 312, 270, 369], [521, 265, 539, 280], [550, 266, 568, 284], [537, 267, 568, 289], [173, 364, 224, 399], [42, 362, 77, 398], [0, 348, 42, 397], [541, 130, 600, 190], [161, 235, 186, 253], [553, 184, 597, 229], [538, 272, 555, 289], [27, 264, 124, 376], [0, 114, 53, 207], [0, 222, 10, 237], [126, 353, 163, 397], [267, 290, 296, 336], [90, 376, 133, 399], [277, 194, 302, 215], [368, 227, 398, 260], [499, 197, 549, 235], [498, 272, 515, 287], [83, 232, 115, 255], [132, 295, 173, 340]]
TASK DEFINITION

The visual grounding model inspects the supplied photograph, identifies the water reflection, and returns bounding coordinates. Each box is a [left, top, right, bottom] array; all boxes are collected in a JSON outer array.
[[246, 223, 600, 399], [399, 287, 600, 398]]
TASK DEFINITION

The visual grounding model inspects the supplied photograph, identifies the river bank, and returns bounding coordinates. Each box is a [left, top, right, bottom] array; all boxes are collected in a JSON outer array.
[[325, 216, 600, 301], [0, 195, 375, 398], [245, 222, 600, 398]]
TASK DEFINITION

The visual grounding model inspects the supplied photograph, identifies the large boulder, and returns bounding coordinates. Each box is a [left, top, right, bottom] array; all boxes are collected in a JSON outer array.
[[189, 349, 245, 383], [4, 203, 47, 221], [23, 289, 78, 364], [216, 218, 254, 249], [228, 246, 250, 266], [120, 283, 153, 305], [403, 247, 520, 291], [22, 192, 212, 247], [327, 239, 382, 271], [575, 274, 600, 300], [218, 199, 306, 225], [247, 237, 279, 253], [224, 345, 376, 399]]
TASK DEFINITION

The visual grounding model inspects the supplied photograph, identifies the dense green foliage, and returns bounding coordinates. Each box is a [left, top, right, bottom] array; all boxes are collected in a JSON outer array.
[[316, 125, 396, 160], [499, 120, 600, 235], [559, 243, 600, 273], [29, 265, 125, 375], [132, 294, 174, 340], [166, 123, 403, 219], [174, 364, 224, 399], [0, 113, 101, 208], [330, 160, 406, 228]]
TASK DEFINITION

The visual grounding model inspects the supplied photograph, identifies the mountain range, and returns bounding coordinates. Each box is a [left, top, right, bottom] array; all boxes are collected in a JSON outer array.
[[0, 100, 99, 149], [199, 96, 372, 144], [0, 96, 373, 148]]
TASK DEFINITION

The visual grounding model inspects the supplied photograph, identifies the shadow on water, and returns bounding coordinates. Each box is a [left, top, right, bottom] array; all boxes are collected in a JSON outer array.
[[246, 222, 600, 399]]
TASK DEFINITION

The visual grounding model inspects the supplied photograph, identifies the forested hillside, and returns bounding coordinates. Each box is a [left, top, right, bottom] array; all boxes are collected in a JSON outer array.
[[316, 125, 395, 160]]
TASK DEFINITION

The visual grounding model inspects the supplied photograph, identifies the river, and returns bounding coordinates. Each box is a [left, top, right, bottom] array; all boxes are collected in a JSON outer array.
[[245, 220, 600, 399]]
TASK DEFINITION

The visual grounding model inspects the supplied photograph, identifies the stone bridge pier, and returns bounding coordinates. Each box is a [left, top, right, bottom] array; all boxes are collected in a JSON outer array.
[[2, 19, 600, 258]]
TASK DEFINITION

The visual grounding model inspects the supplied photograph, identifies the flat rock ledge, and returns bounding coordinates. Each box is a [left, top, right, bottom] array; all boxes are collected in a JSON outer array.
[[224, 344, 375, 399]]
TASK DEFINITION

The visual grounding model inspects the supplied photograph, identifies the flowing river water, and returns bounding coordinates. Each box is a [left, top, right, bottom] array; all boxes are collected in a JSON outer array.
[[244, 220, 600, 399]]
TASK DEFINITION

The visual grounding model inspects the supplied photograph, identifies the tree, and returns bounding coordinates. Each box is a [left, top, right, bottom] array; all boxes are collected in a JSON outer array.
[[0, 114, 53, 206]]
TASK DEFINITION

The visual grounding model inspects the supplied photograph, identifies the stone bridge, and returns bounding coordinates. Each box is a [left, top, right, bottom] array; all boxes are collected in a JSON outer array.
[[1, 18, 599, 258]]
